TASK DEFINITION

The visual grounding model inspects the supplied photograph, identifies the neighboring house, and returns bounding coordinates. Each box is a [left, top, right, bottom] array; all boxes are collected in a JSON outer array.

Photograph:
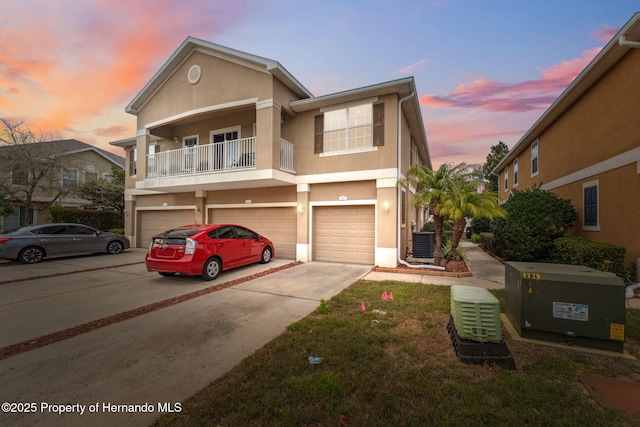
[[0, 139, 125, 230], [110, 37, 430, 267], [493, 12, 640, 277]]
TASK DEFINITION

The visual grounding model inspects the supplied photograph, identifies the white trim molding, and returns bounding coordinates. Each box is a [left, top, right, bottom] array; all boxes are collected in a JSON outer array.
[[144, 98, 258, 129], [542, 146, 640, 191]]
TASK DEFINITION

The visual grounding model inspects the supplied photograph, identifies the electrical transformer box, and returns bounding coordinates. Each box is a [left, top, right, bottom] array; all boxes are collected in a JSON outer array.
[[505, 262, 626, 353]]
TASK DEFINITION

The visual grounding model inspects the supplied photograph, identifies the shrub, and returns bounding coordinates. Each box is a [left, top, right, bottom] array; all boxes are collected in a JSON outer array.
[[443, 239, 466, 261], [470, 216, 492, 234], [492, 187, 577, 261], [551, 237, 632, 284], [471, 233, 481, 244], [479, 232, 496, 254], [49, 205, 124, 231]]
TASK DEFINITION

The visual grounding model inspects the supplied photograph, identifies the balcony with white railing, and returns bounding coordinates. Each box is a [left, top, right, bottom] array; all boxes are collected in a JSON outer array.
[[147, 137, 257, 178], [143, 137, 295, 190], [279, 138, 295, 173]]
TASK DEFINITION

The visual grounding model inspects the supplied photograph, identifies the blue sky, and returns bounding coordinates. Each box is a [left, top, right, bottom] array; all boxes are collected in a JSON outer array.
[[1, 0, 637, 167]]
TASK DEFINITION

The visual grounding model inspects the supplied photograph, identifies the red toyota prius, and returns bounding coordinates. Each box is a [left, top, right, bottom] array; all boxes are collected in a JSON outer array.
[[145, 224, 274, 280]]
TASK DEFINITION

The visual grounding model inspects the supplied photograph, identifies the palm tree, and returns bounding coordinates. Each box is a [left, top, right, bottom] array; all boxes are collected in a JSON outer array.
[[401, 162, 468, 265], [438, 180, 506, 263]]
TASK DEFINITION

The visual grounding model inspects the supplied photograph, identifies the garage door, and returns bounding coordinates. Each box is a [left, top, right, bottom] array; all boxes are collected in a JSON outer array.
[[313, 205, 375, 264], [139, 210, 197, 247], [210, 207, 296, 259]]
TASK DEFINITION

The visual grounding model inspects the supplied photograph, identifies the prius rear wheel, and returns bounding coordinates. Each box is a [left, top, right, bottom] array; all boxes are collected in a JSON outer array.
[[202, 258, 221, 281]]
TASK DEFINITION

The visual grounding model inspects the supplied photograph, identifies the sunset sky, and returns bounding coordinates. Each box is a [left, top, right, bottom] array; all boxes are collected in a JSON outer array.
[[1, 0, 637, 167]]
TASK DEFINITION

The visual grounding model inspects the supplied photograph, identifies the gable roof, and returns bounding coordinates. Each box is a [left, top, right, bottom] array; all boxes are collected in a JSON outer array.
[[126, 36, 313, 115], [493, 12, 640, 174], [0, 139, 125, 168]]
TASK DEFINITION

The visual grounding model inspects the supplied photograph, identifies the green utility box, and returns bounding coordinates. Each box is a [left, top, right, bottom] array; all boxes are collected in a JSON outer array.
[[450, 285, 502, 343], [505, 262, 626, 352]]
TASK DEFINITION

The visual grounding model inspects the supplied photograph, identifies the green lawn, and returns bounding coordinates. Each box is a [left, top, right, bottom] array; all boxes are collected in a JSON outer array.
[[154, 280, 640, 427]]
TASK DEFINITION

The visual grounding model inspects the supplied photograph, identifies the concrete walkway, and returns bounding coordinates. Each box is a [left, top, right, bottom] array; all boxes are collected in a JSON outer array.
[[364, 241, 505, 289]]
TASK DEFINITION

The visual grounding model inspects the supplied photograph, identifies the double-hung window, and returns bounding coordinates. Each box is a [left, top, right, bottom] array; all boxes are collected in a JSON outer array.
[[62, 169, 78, 188], [324, 104, 372, 152], [129, 148, 137, 176], [513, 158, 519, 186], [531, 140, 539, 176], [504, 167, 509, 191], [315, 102, 384, 155]]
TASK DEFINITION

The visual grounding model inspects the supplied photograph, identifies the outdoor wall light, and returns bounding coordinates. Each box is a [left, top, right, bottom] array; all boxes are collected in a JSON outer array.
[[194, 207, 201, 215], [297, 204, 304, 214], [383, 201, 390, 213]]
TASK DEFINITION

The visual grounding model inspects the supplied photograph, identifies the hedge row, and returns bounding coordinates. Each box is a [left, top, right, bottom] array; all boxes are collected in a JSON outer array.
[[551, 236, 631, 283], [49, 206, 124, 232]]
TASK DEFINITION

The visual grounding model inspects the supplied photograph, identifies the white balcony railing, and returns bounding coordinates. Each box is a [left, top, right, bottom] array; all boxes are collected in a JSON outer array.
[[146, 137, 295, 178], [147, 137, 256, 178], [280, 138, 295, 173]]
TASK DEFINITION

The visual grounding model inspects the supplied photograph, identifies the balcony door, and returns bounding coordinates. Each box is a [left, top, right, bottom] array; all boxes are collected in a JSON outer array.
[[183, 135, 198, 172], [210, 126, 240, 171]]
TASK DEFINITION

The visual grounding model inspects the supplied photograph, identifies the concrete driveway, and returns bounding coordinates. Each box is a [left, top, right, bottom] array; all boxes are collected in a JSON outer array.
[[0, 251, 370, 427]]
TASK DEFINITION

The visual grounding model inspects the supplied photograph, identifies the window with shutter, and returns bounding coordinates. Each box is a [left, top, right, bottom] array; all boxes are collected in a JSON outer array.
[[316, 102, 383, 155], [584, 185, 598, 227]]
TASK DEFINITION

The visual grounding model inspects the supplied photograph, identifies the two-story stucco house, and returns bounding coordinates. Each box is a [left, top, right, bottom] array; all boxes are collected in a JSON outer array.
[[493, 12, 640, 277], [0, 139, 125, 230], [110, 37, 431, 267]]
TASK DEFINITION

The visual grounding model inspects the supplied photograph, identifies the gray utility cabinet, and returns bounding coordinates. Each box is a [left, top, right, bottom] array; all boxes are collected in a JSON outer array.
[[505, 262, 625, 353]]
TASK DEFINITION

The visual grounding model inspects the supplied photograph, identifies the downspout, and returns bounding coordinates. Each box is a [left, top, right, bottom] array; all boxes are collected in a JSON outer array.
[[396, 91, 445, 271]]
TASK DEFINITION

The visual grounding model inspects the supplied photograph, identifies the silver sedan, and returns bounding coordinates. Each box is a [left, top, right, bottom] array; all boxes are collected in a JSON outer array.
[[0, 223, 130, 263]]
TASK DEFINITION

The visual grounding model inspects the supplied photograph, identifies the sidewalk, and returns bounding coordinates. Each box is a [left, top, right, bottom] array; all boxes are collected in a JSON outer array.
[[364, 242, 640, 309], [363, 241, 505, 290]]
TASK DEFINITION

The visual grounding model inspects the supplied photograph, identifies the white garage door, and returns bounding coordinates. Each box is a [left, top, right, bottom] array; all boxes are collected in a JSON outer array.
[[313, 205, 375, 264], [139, 210, 197, 247], [210, 207, 296, 259]]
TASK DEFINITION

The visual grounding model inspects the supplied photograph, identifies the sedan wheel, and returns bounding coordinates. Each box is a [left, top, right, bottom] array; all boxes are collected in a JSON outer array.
[[202, 258, 221, 281], [106, 240, 124, 254], [20, 247, 44, 264], [260, 247, 272, 264]]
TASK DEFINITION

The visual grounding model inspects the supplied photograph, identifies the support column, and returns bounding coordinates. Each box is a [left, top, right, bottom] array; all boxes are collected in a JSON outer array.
[[376, 178, 398, 268], [135, 131, 150, 180], [255, 99, 282, 170], [124, 194, 136, 245], [296, 183, 310, 262], [195, 190, 207, 224]]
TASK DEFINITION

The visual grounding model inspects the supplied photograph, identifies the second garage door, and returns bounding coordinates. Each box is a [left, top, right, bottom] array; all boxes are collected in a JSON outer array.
[[210, 207, 296, 259], [139, 210, 198, 247], [313, 205, 375, 264]]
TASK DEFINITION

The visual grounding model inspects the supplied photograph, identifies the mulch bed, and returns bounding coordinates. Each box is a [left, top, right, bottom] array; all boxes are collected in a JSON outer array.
[[0, 261, 302, 361], [373, 260, 472, 277]]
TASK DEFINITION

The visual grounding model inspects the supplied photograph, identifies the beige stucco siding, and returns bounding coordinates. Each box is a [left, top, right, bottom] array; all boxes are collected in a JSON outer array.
[[136, 51, 274, 126]]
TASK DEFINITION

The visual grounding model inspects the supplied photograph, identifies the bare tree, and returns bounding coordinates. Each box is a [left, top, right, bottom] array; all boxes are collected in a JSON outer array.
[[0, 118, 76, 225]]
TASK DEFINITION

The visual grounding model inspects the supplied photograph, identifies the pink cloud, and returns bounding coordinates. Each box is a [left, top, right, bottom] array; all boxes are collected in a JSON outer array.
[[93, 125, 131, 137], [0, 0, 248, 140], [398, 59, 426, 75], [420, 47, 602, 113], [591, 25, 619, 44]]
